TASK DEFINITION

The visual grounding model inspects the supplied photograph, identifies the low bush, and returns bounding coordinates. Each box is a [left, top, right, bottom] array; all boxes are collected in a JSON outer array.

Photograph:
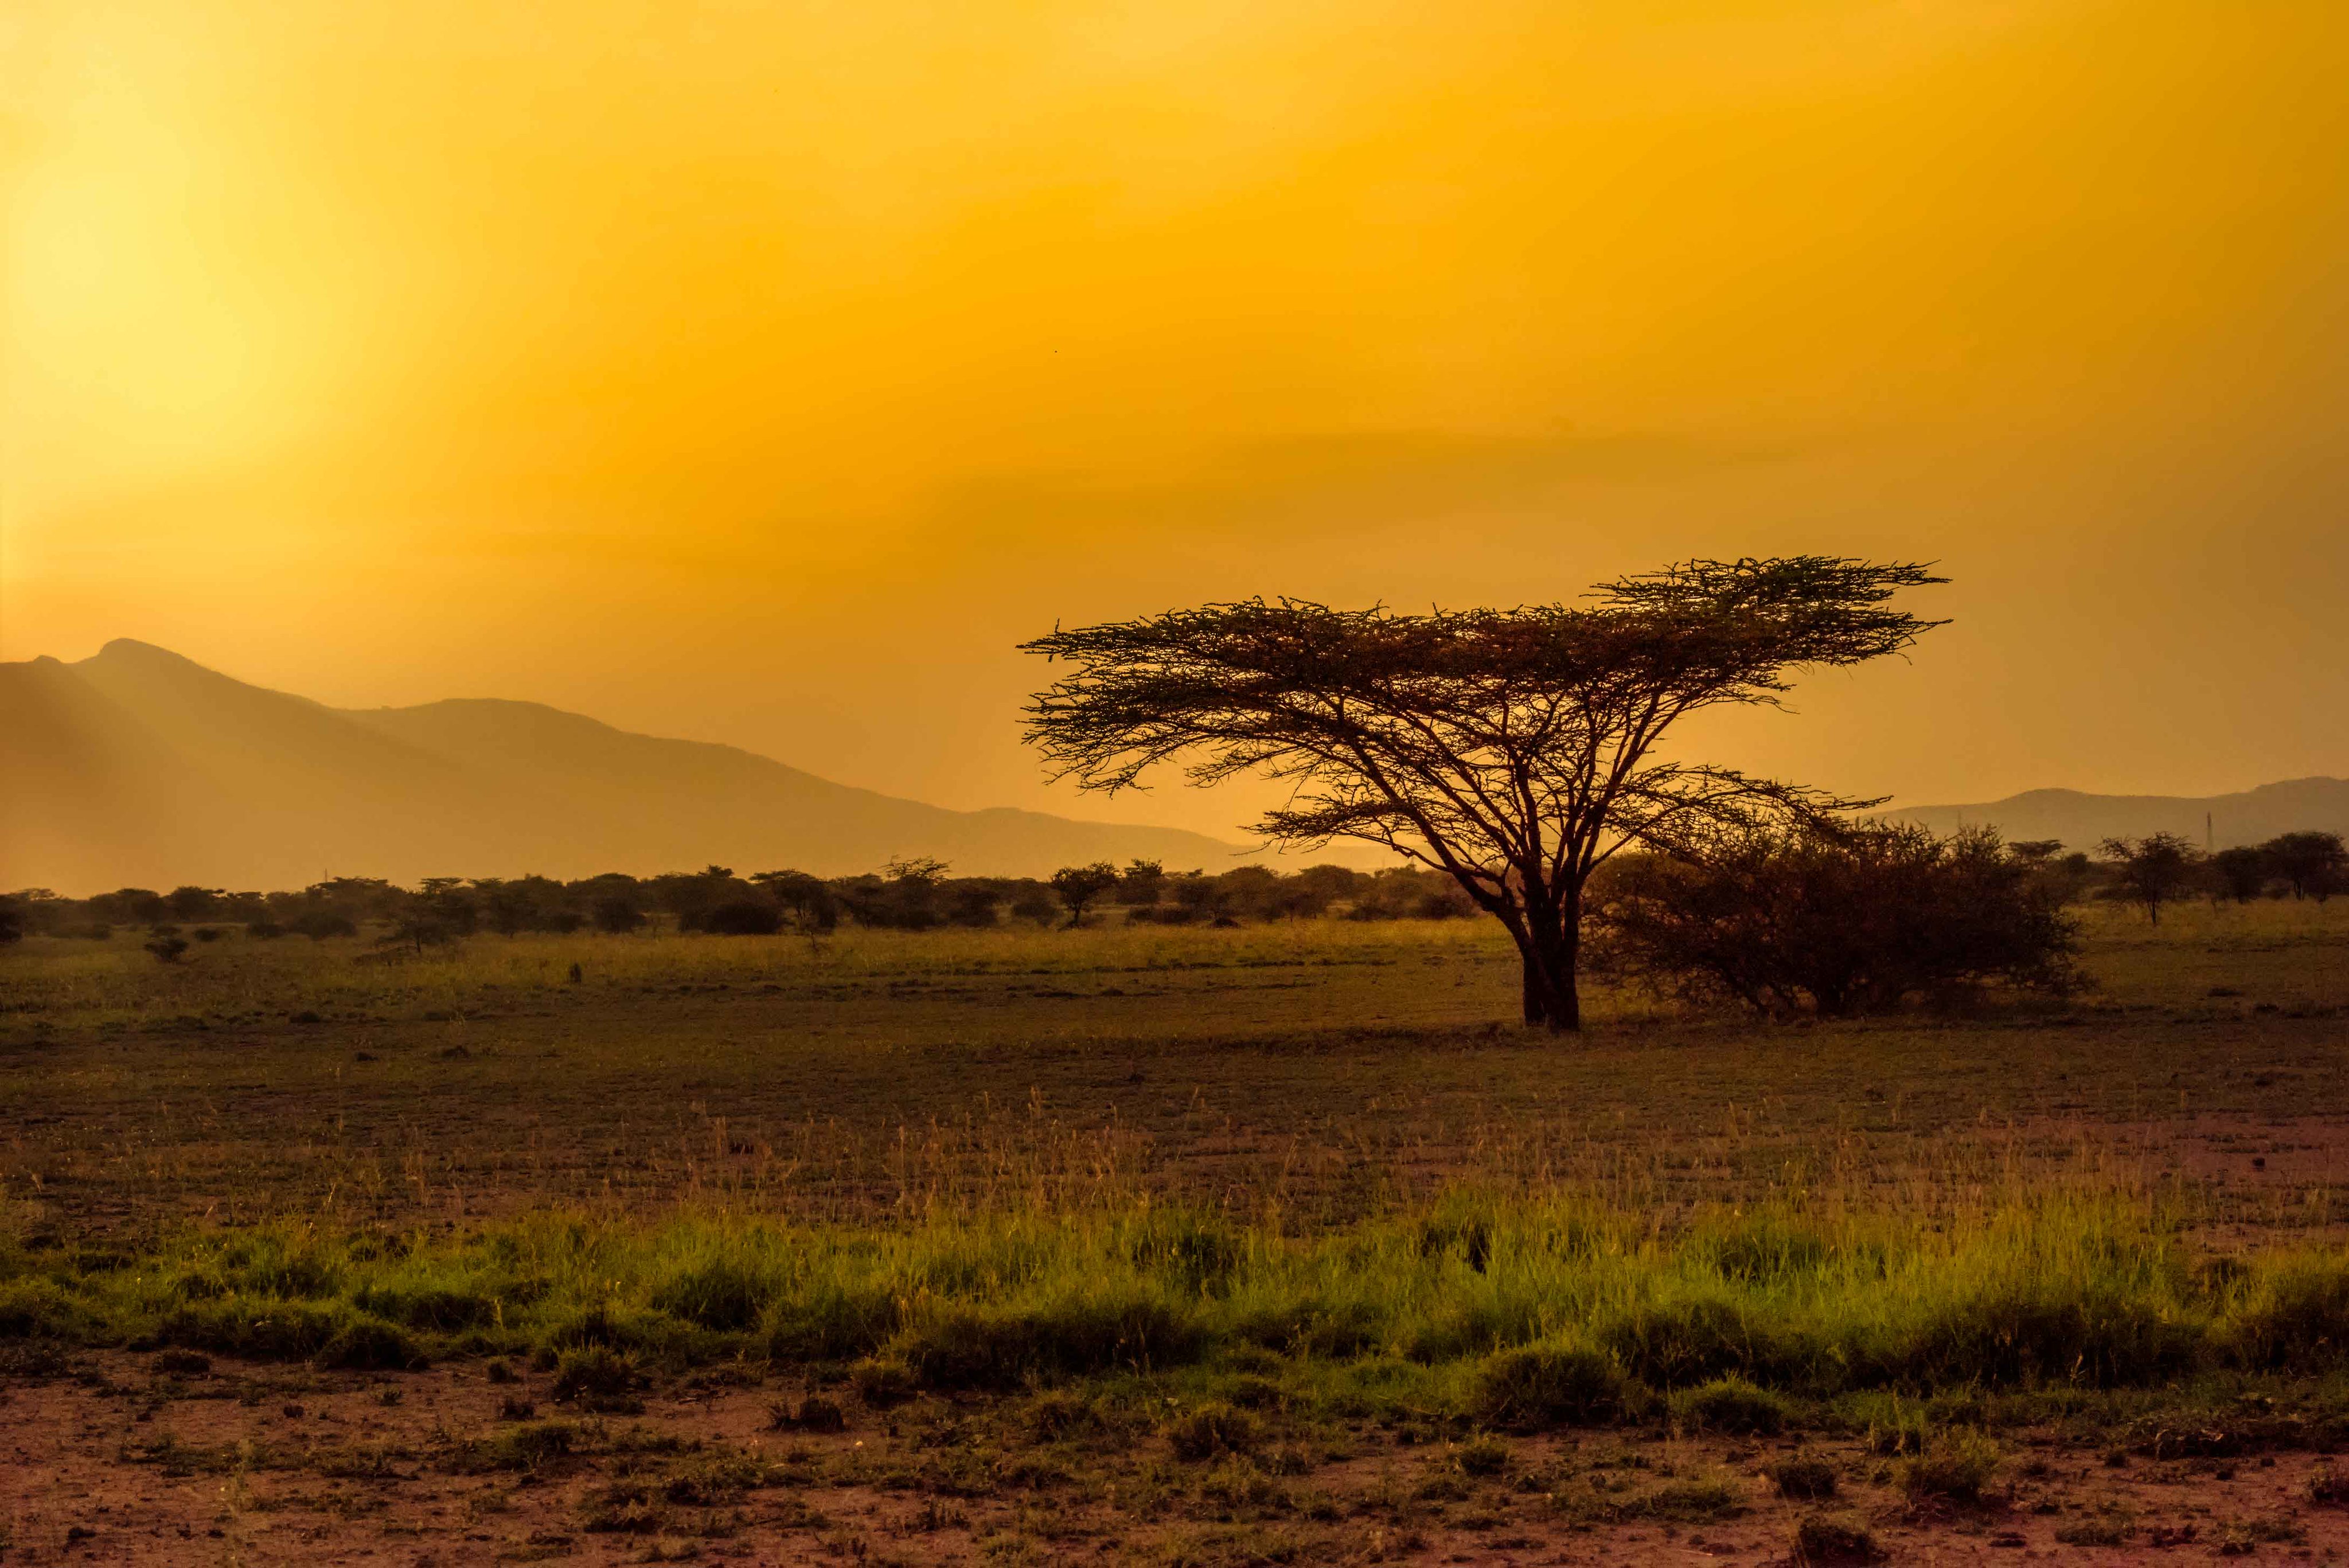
[[1672, 1376, 1790, 1435], [1166, 1402, 1259, 1461], [1898, 1426, 2001, 1504], [892, 1292, 1204, 1390], [1791, 1513, 1883, 1565], [1473, 1343, 1634, 1429], [1767, 1455, 1839, 1499]]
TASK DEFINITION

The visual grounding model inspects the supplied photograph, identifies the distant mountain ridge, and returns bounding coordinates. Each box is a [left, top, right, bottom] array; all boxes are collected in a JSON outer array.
[[0, 639, 1256, 893], [1878, 777, 2349, 851]]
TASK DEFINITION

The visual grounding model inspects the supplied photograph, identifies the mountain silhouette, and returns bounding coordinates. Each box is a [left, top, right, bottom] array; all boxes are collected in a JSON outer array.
[[1879, 778, 2349, 851], [0, 640, 1257, 892]]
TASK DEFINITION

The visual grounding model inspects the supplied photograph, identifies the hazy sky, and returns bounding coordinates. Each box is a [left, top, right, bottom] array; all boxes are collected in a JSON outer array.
[[7, 0, 2346, 839]]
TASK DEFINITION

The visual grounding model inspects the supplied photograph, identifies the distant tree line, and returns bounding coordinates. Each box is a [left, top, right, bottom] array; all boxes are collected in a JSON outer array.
[[0, 859, 1476, 949], [0, 828, 2335, 1027]]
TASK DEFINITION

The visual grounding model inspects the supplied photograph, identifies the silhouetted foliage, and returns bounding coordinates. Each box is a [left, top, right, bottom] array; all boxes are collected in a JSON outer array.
[[0, 896, 22, 946], [946, 885, 1002, 927], [591, 894, 647, 934], [2097, 833, 2200, 926], [1117, 859, 1168, 908], [165, 886, 224, 921], [289, 911, 360, 941], [2263, 831, 2346, 902], [1049, 863, 1122, 926], [2211, 846, 2269, 904], [703, 899, 785, 935], [1009, 887, 1061, 925], [1024, 556, 1946, 1029], [144, 931, 191, 965], [751, 871, 838, 934], [1593, 825, 2078, 1018]]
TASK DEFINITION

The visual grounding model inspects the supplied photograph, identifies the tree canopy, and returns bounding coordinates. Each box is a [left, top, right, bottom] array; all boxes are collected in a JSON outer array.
[[1023, 556, 1946, 1029]]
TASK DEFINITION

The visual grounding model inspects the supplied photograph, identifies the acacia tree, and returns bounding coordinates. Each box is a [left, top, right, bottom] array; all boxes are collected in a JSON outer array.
[[1021, 556, 1945, 1030], [2097, 832, 2200, 925]]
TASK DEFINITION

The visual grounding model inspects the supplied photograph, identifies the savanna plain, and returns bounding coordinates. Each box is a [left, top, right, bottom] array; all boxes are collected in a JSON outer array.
[[5, 904, 2349, 1566]]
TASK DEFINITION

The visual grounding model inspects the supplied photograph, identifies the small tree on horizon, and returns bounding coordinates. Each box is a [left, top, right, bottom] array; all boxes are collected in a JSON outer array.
[[2210, 845, 2268, 904], [2262, 831, 2346, 902], [1049, 862, 1122, 926], [1022, 556, 1945, 1030], [2098, 832, 2200, 925]]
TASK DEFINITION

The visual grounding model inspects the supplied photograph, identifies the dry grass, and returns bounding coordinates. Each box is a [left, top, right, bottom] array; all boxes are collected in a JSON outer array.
[[2, 901, 2346, 1251]]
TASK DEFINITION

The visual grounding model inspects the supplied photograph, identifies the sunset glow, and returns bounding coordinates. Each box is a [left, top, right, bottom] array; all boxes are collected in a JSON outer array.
[[7, 0, 2345, 835]]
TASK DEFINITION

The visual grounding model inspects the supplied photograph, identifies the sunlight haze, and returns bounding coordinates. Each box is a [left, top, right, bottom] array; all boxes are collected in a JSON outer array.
[[6, 0, 2346, 839]]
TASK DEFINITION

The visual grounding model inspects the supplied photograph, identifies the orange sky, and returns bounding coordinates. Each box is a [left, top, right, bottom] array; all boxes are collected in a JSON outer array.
[[6, 0, 2346, 839]]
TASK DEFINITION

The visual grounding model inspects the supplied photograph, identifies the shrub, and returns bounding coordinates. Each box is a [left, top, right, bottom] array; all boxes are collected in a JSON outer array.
[[1455, 1437, 1511, 1476], [2226, 1258, 2349, 1369], [1166, 1402, 1259, 1461], [1600, 1295, 1809, 1388], [351, 1282, 499, 1331], [470, 1419, 579, 1472], [1768, 1455, 1839, 1499], [157, 1300, 358, 1360], [701, 899, 783, 936], [650, 1254, 780, 1331], [1473, 1343, 1633, 1429], [1898, 1426, 2001, 1504], [591, 896, 646, 934], [892, 1294, 1204, 1390], [317, 1317, 428, 1371], [850, 1356, 916, 1407], [1672, 1376, 1789, 1436], [551, 1346, 643, 1412], [1886, 1281, 2202, 1388], [1594, 824, 2078, 1016], [1792, 1513, 1883, 1565], [762, 1282, 899, 1362], [0, 1278, 100, 1340]]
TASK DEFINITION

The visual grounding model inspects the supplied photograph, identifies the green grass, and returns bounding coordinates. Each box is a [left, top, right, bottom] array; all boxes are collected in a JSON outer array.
[[6, 1190, 2349, 1429]]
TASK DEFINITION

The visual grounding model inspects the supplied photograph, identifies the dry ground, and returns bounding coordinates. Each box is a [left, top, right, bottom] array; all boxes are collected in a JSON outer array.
[[3, 899, 2349, 1564], [11, 1347, 2349, 1566]]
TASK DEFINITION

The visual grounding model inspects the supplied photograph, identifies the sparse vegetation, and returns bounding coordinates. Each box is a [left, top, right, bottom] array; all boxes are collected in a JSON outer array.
[[3, 889, 2349, 1561]]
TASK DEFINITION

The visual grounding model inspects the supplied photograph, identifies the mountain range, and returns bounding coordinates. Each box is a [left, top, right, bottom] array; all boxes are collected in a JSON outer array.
[[1879, 778, 2349, 851], [0, 640, 1255, 893]]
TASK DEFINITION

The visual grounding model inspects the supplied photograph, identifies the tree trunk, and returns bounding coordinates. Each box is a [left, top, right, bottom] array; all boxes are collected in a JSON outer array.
[[1516, 916, 1582, 1032]]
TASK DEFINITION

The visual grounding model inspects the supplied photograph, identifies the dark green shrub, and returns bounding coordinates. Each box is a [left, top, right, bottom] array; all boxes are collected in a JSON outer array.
[[352, 1283, 498, 1331], [761, 1283, 899, 1362], [1601, 1296, 1809, 1388], [1792, 1513, 1883, 1565], [2227, 1259, 2349, 1370], [317, 1317, 426, 1370], [894, 1294, 1204, 1390], [1473, 1343, 1633, 1429], [470, 1419, 578, 1472], [1898, 1427, 2000, 1503], [1232, 1297, 1383, 1359], [1455, 1436, 1511, 1476], [1887, 1284, 2202, 1388], [1768, 1456, 1839, 1499], [1672, 1376, 1790, 1435], [157, 1301, 353, 1360], [1166, 1402, 1259, 1461], [0, 1279, 98, 1340], [650, 1255, 779, 1331], [851, 1356, 916, 1407], [552, 1346, 642, 1412]]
